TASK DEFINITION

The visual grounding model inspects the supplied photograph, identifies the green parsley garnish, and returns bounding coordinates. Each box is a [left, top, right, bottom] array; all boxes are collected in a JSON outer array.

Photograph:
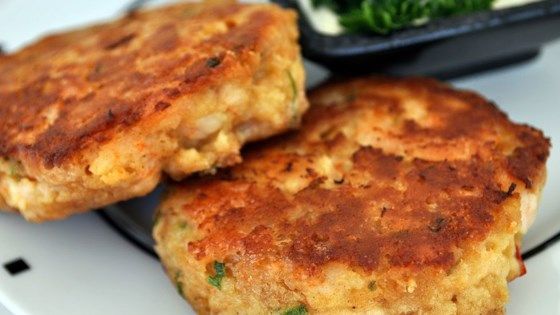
[[284, 304, 308, 315], [9, 165, 18, 177], [286, 69, 299, 127], [207, 261, 226, 289], [174, 271, 184, 296], [8, 161, 23, 180], [312, 0, 494, 34], [368, 280, 377, 291], [206, 57, 221, 68], [153, 209, 161, 226]]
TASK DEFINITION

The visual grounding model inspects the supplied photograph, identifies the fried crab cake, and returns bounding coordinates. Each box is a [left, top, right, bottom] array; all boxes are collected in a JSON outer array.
[[154, 77, 550, 314], [0, 1, 307, 221]]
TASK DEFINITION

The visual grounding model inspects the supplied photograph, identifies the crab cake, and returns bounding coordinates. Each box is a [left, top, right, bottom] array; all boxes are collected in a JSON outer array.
[[0, 1, 307, 222], [154, 77, 550, 315]]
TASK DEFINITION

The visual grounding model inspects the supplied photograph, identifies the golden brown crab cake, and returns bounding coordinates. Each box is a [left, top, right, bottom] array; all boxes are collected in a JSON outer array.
[[154, 77, 549, 314], [0, 1, 307, 222]]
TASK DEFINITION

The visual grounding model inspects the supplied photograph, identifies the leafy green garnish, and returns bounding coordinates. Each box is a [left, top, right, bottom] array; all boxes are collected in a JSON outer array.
[[312, 0, 494, 34], [286, 69, 299, 127], [284, 304, 308, 315], [207, 261, 226, 289], [8, 161, 23, 180], [153, 209, 161, 227], [174, 271, 184, 296], [206, 57, 221, 68]]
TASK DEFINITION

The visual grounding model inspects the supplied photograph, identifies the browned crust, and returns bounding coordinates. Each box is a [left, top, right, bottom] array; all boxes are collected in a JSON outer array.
[[506, 126, 550, 189], [164, 77, 550, 276], [0, 1, 294, 169]]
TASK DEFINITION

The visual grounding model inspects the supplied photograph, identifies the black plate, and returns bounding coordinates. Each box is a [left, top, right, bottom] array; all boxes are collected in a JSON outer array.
[[273, 0, 560, 78]]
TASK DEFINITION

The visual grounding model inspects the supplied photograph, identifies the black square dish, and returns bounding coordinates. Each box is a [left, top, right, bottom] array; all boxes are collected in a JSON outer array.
[[273, 0, 560, 78]]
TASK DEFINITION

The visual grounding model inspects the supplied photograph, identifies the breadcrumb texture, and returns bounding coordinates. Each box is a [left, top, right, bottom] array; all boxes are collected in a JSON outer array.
[[154, 77, 550, 315], [0, 0, 307, 221]]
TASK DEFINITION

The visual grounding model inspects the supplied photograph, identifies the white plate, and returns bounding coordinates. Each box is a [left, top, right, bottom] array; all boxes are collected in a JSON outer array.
[[0, 1, 559, 314]]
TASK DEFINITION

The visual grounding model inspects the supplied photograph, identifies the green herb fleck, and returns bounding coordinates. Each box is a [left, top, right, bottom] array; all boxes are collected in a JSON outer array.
[[283, 304, 308, 315], [312, 0, 494, 35], [368, 280, 377, 291], [8, 161, 23, 180], [206, 57, 221, 68], [174, 271, 184, 296], [286, 69, 299, 127], [9, 165, 18, 177], [178, 221, 188, 229], [207, 261, 226, 289], [153, 209, 161, 226]]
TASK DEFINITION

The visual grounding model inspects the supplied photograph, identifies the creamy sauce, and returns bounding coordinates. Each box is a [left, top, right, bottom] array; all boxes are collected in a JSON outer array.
[[298, 0, 343, 35], [493, 0, 542, 9], [298, 0, 543, 35]]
